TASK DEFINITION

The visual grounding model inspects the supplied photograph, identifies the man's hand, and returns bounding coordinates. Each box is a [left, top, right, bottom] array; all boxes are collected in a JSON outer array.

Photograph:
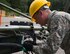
[[23, 40, 33, 51]]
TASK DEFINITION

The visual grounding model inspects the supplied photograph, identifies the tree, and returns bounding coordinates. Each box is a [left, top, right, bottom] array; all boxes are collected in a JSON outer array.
[[48, 0, 64, 11], [62, 0, 70, 12], [48, 0, 70, 13], [0, 0, 11, 10], [6, 0, 20, 9]]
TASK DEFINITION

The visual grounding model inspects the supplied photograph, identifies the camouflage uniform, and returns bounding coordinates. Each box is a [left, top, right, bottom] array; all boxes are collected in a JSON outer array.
[[33, 10, 70, 54]]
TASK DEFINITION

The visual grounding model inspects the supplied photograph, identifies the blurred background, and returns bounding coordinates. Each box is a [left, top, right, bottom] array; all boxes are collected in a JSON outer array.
[[0, 0, 70, 17]]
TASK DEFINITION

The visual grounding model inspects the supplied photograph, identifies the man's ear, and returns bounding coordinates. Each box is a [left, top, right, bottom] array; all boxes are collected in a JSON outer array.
[[39, 10, 43, 16]]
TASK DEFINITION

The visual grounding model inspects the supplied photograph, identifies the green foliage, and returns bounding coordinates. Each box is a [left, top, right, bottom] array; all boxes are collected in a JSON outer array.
[[0, 0, 33, 13], [0, 0, 69, 14], [0, 0, 10, 5], [27, 0, 33, 13], [48, 0, 64, 11], [0, 0, 10, 10], [6, 0, 21, 11]]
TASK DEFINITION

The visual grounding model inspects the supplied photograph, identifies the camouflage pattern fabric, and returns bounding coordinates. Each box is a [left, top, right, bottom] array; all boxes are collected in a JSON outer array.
[[33, 10, 70, 54]]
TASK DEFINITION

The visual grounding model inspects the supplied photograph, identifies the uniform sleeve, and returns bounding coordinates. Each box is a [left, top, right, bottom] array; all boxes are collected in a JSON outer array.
[[45, 15, 67, 53]]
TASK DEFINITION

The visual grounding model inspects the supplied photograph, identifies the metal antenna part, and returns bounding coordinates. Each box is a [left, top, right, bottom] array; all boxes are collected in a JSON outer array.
[[0, 2, 31, 20]]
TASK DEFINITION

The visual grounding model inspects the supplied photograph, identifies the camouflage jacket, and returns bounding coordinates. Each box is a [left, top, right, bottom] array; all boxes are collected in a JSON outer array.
[[33, 10, 70, 54]]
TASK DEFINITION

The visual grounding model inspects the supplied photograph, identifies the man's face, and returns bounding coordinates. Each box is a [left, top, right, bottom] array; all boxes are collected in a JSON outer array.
[[33, 10, 48, 26]]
